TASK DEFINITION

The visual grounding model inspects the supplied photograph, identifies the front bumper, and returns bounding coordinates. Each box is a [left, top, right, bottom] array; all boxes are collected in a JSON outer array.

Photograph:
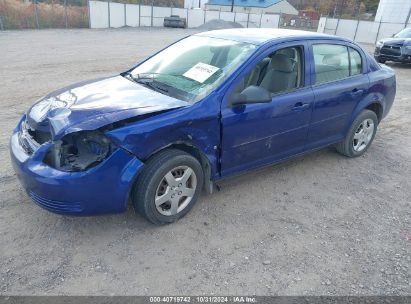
[[10, 121, 144, 216]]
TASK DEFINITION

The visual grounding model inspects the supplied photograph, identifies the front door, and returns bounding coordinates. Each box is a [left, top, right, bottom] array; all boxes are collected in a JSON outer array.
[[220, 42, 315, 177]]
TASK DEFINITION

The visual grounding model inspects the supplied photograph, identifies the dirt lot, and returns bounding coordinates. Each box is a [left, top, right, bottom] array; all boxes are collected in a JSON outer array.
[[0, 28, 410, 296]]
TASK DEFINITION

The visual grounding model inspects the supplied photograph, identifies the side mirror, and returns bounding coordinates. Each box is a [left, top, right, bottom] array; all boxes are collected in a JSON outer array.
[[230, 85, 272, 106]]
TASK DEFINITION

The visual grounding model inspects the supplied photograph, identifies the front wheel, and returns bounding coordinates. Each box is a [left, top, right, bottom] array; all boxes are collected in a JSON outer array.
[[335, 110, 378, 157], [132, 149, 204, 225]]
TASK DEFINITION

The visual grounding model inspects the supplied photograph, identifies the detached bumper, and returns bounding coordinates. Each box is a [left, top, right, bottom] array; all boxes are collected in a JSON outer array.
[[10, 129, 144, 216]]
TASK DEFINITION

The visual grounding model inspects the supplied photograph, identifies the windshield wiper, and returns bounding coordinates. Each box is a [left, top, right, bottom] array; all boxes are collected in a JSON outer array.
[[123, 72, 169, 93], [137, 79, 169, 93], [130, 72, 198, 83], [136, 72, 185, 80]]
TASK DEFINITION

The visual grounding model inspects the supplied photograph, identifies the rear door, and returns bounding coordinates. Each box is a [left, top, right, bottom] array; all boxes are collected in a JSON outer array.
[[306, 41, 370, 150]]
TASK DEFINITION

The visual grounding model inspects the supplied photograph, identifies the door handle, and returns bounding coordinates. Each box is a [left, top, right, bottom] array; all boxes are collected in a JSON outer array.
[[351, 88, 364, 96], [292, 102, 310, 111]]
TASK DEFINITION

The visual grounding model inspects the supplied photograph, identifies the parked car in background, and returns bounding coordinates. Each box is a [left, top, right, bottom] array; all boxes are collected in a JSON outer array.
[[163, 15, 186, 28], [375, 28, 411, 63], [10, 29, 396, 225]]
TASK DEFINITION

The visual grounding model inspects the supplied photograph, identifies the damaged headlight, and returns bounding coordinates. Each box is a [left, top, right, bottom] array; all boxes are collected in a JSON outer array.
[[44, 131, 114, 172]]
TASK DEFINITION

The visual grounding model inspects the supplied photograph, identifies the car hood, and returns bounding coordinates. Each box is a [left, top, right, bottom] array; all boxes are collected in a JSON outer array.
[[380, 38, 411, 46], [26, 75, 189, 140]]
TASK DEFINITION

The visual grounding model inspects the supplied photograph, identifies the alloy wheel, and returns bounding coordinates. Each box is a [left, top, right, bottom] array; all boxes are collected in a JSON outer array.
[[154, 166, 197, 216], [352, 118, 375, 152]]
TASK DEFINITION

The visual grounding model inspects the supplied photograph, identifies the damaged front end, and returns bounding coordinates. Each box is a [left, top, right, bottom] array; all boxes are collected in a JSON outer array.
[[18, 75, 190, 171], [44, 130, 113, 172], [18, 111, 116, 172], [11, 114, 145, 215], [10, 75, 197, 215]]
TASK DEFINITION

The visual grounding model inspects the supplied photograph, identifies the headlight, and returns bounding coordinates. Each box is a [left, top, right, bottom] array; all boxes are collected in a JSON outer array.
[[44, 130, 114, 172], [376, 41, 384, 48]]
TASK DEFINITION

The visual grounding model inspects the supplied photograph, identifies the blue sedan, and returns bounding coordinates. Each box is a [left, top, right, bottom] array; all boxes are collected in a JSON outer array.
[[10, 29, 396, 224]]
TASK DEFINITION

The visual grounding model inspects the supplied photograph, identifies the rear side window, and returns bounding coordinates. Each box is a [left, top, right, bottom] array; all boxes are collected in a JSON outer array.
[[368, 53, 381, 71], [313, 44, 362, 85], [349, 48, 362, 75]]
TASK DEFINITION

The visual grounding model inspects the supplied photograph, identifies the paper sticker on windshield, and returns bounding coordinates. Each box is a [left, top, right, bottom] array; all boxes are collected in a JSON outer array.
[[183, 63, 219, 83]]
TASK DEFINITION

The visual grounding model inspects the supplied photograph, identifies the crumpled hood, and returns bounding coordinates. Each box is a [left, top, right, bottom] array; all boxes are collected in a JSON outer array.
[[26, 75, 189, 140]]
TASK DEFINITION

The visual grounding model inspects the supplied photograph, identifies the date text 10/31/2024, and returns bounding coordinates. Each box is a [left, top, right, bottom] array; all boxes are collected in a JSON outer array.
[[149, 296, 257, 303]]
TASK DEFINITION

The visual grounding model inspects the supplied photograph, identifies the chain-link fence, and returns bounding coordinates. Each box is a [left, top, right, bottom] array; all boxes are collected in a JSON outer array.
[[278, 13, 319, 32], [0, 0, 89, 29], [0, 0, 186, 30], [88, 0, 281, 29], [318, 16, 411, 45], [290, 0, 378, 21]]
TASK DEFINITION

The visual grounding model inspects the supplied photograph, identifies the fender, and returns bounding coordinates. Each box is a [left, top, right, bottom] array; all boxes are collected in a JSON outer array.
[[348, 92, 385, 131], [105, 93, 221, 180], [346, 65, 395, 135]]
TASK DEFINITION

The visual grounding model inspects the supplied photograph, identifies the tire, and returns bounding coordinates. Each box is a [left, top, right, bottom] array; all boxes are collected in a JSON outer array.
[[378, 58, 386, 64], [335, 110, 378, 158], [132, 149, 204, 225]]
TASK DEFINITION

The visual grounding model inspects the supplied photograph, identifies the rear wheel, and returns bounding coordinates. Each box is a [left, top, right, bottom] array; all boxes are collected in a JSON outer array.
[[335, 110, 378, 157], [132, 149, 203, 225]]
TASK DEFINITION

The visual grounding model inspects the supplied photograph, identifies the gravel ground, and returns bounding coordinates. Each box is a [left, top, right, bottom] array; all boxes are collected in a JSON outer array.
[[0, 28, 410, 296]]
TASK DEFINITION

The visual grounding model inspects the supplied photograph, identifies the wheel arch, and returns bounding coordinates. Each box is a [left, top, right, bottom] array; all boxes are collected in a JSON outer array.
[[350, 96, 385, 126], [365, 102, 383, 122], [142, 142, 216, 194], [345, 97, 384, 138]]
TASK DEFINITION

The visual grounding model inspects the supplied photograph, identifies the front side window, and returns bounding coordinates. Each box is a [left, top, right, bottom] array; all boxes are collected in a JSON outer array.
[[128, 36, 257, 103], [232, 46, 304, 95], [313, 44, 363, 85]]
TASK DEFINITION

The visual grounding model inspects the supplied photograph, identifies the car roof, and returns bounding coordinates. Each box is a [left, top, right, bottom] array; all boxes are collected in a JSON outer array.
[[196, 28, 347, 45]]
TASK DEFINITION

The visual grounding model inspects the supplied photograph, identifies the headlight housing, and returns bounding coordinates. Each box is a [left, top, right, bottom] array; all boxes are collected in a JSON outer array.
[[44, 130, 114, 172], [376, 41, 384, 48]]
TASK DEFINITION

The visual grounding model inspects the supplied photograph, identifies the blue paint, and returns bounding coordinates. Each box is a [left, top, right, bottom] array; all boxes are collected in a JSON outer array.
[[11, 133, 143, 214]]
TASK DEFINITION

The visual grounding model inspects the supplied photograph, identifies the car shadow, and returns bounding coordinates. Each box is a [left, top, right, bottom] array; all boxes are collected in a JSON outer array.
[[215, 146, 339, 191], [40, 146, 341, 235]]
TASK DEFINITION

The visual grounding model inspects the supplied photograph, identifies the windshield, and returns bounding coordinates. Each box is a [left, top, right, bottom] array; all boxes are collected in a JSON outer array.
[[394, 28, 411, 38], [127, 35, 257, 103]]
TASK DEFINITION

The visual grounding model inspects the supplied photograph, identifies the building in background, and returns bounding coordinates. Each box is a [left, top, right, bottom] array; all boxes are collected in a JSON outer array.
[[184, 0, 208, 9], [375, 0, 411, 23], [205, 0, 298, 15]]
